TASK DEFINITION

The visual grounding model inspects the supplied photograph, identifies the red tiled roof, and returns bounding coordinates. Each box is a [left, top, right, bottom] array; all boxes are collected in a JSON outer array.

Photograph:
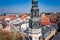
[[41, 15, 51, 25]]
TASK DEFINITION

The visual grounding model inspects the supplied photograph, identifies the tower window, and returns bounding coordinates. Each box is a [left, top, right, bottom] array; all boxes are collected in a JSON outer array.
[[34, 12, 36, 16], [29, 36, 32, 40]]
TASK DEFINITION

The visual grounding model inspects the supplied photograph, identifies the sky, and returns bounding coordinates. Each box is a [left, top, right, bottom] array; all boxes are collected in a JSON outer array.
[[0, 0, 60, 13]]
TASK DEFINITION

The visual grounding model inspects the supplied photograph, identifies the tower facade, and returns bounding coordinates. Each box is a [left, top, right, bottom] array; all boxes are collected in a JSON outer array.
[[29, 0, 41, 30], [29, 0, 41, 40]]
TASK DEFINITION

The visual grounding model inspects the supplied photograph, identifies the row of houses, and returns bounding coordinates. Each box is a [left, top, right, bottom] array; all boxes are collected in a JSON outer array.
[[0, 12, 59, 31], [0, 13, 60, 40]]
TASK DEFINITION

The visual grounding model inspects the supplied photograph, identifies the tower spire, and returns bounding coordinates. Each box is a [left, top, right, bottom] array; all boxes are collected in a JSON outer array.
[[31, 0, 39, 17]]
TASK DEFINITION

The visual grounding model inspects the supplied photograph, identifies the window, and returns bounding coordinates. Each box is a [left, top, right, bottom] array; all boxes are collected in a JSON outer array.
[[29, 36, 32, 40]]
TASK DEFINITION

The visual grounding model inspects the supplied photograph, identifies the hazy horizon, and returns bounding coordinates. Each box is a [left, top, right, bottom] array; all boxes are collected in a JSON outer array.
[[0, 0, 60, 13]]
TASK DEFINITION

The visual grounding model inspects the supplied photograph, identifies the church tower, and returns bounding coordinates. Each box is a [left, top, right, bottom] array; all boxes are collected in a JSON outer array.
[[29, 0, 41, 40], [29, 0, 41, 30]]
